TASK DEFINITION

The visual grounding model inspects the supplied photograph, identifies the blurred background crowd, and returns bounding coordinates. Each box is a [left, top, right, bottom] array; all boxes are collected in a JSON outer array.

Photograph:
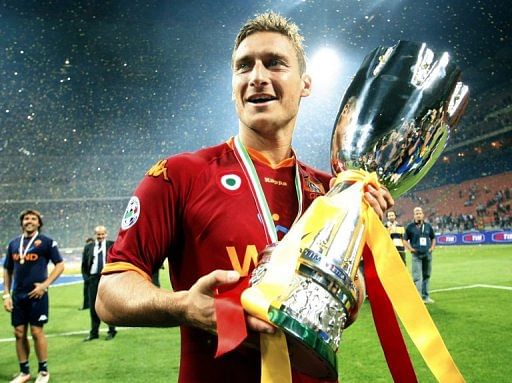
[[1, 0, 510, 255]]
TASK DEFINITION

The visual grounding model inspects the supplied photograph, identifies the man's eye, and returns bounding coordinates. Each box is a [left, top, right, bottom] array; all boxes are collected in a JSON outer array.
[[236, 63, 250, 72], [268, 59, 281, 67]]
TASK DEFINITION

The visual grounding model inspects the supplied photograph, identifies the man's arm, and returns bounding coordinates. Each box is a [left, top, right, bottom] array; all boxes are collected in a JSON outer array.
[[2, 269, 13, 312], [28, 261, 65, 299], [403, 229, 416, 253], [96, 269, 274, 334], [81, 246, 89, 277], [403, 239, 415, 253], [430, 238, 436, 253]]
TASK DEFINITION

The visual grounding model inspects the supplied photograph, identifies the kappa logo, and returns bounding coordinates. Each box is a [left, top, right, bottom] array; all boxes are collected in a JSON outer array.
[[220, 174, 242, 191], [38, 315, 48, 322], [146, 159, 169, 181], [121, 196, 140, 230], [34, 239, 42, 247]]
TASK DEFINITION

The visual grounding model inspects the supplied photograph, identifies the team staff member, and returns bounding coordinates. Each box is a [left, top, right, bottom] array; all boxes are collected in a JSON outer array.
[[404, 206, 436, 303], [3, 209, 65, 383], [81, 225, 117, 341], [385, 210, 406, 264], [80, 237, 94, 310], [96, 12, 393, 382]]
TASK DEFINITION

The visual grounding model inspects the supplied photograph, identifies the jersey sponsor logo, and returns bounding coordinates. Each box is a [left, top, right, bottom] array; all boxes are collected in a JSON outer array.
[[220, 174, 242, 191], [226, 245, 259, 276], [146, 159, 169, 181], [12, 253, 39, 262], [121, 196, 140, 230]]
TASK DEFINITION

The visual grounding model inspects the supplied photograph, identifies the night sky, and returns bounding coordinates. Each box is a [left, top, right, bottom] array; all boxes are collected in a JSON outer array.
[[1, 0, 511, 247]]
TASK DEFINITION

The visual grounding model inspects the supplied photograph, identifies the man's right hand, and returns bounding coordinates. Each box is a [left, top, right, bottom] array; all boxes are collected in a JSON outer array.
[[3, 296, 13, 312], [184, 269, 275, 334]]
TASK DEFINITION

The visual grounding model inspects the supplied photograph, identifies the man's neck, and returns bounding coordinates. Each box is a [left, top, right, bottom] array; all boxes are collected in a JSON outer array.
[[238, 126, 294, 166], [23, 230, 37, 238]]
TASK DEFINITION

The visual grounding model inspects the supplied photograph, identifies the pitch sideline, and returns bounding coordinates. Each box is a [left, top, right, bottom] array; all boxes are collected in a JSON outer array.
[[1, 283, 509, 343]]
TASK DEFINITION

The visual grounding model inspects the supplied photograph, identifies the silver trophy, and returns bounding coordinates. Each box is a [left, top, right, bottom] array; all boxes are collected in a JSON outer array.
[[245, 41, 469, 379]]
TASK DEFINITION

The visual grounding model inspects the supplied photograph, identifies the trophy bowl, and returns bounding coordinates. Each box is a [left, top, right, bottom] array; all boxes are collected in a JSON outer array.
[[331, 40, 469, 196], [245, 40, 469, 379]]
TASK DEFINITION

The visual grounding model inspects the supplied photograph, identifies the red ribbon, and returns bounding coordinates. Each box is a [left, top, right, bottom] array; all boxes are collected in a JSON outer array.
[[214, 277, 249, 357], [363, 244, 418, 383], [214, 247, 419, 382]]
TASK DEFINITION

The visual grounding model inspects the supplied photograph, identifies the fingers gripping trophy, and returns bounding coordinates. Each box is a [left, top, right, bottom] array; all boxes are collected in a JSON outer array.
[[241, 41, 469, 380]]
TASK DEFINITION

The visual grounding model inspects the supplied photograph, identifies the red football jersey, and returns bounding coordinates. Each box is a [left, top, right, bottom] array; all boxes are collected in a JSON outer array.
[[105, 138, 334, 382]]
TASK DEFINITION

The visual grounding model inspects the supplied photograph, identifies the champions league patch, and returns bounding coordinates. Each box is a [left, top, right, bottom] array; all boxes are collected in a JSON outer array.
[[121, 196, 140, 230]]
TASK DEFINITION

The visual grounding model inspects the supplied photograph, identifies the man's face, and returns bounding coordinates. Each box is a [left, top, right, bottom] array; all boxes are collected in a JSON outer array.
[[95, 228, 107, 242], [232, 31, 311, 135], [387, 211, 396, 223], [22, 214, 40, 234], [414, 209, 424, 223]]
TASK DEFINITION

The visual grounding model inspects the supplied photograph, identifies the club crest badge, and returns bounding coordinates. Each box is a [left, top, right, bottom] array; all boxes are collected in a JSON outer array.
[[121, 196, 140, 230]]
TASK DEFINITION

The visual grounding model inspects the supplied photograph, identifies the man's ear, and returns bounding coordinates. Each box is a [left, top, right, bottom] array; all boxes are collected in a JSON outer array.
[[301, 73, 312, 97]]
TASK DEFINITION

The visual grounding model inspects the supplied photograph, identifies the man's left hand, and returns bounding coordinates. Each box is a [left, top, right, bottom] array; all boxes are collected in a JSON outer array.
[[28, 282, 48, 299], [364, 184, 394, 220]]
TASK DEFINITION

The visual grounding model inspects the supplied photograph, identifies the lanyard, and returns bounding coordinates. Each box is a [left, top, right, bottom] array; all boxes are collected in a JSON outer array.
[[233, 135, 303, 244], [18, 231, 39, 265]]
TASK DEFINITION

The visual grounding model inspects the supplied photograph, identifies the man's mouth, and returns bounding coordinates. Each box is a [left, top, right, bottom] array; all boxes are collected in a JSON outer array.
[[247, 94, 277, 104]]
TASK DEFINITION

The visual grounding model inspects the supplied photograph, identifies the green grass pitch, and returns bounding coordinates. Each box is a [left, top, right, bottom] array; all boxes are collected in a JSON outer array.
[[1, 244, 510, 382]]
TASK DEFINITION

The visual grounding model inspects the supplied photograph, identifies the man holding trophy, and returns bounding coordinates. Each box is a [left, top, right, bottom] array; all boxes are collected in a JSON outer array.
[[96, 10, 467, 383], [96, 11, 392, 383]]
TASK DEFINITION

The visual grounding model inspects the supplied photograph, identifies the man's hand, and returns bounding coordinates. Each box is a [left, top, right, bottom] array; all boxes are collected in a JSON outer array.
[[184, 269, 275, 335], [3, 296, 13, 312], [28, 282, 48, 299], [329, 178, 394, 220], [364, 184, 394, 220]]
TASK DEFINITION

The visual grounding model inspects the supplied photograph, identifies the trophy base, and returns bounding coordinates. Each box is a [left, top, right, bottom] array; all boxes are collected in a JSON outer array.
[[268, 307, 338, 380]]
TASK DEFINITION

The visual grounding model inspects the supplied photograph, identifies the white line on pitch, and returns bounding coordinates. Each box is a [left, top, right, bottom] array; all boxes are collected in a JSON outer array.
[[431, 284, 512, 292], [0, 328, 136, 343]]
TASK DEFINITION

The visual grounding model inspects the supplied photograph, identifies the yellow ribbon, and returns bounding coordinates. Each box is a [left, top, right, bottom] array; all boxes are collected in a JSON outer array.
[[342, 169, 465, 382], [260, 331, 292, 383], [241, 169, 465, 382]]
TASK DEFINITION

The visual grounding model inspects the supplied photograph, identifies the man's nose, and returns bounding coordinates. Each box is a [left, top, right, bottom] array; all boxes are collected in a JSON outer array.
[[249, 61, 269, 87]]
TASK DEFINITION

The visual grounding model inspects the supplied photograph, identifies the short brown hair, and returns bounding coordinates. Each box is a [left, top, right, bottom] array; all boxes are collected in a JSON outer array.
[[233, 11, 307, 74], [19, 209, 43, 228]]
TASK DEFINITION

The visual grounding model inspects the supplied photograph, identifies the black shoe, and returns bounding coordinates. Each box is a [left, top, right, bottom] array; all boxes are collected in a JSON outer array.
[[105, 332, 117, 341], [83, 334, 99, 342]]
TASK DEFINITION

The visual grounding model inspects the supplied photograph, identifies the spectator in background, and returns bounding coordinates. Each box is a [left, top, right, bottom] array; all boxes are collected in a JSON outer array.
[[81, 226, 117, 341], [2, 209, 65, 383], [385, 210, 406, 264], [80, 237, 94, 310], [404, 207, 436, 304]]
